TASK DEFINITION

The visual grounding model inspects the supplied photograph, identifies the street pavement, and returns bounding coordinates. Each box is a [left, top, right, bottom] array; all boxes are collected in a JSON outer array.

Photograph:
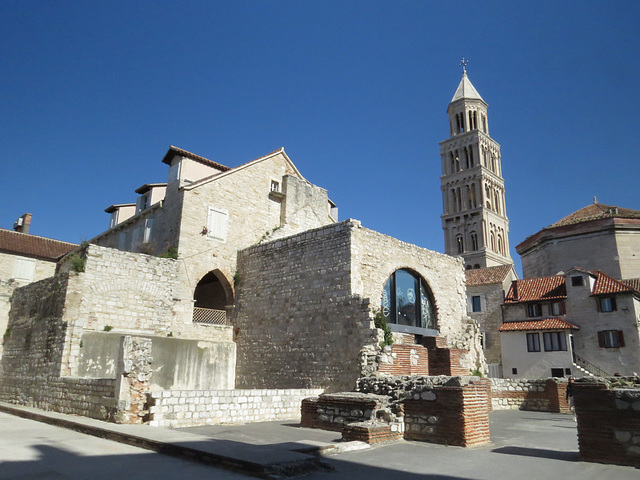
[[0, 402, 637, 479]]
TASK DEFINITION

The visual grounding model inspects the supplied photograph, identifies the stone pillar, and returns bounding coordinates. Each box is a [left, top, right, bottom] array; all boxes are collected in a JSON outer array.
[[114, 335, 153, 424]]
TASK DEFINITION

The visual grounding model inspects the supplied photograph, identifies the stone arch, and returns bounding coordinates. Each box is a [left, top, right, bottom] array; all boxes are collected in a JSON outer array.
[[193, 269, 234, 310]]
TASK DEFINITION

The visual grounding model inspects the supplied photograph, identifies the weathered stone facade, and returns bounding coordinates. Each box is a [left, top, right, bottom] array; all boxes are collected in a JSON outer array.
[[234, 219, 484, 393], [490, 378, 570, 412]]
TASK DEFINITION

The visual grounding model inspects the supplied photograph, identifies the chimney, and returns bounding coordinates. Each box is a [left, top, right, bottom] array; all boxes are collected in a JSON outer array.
[[13, 213, 32, 234]]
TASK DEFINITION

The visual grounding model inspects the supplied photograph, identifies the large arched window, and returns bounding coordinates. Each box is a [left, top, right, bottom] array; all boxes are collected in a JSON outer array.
[[381, 269, 437, 334], [192, 270, 232, 325]]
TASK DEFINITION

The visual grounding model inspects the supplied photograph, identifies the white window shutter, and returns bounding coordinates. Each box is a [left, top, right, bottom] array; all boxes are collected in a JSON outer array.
[[208, 208, 228, 241], [13, 257, 36, 282]]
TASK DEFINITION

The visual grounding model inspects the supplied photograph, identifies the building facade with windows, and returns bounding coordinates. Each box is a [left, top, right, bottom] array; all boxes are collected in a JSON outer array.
[[499, 268, 640, 378]]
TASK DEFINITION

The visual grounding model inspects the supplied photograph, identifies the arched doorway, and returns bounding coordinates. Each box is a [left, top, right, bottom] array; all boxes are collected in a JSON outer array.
[[381, 269, 438, 336], [192, 270, 232, 325]]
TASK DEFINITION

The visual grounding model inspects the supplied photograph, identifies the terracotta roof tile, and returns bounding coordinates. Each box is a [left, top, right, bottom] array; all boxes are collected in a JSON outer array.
[[591, 270, 636, 295], [499, 318, 579, 332], [466, 265, 515, 286], [622, 278, 640, 294], [504, 275, 566, 303], [548, 203, 640, 228], [0, 229, 77, 260]]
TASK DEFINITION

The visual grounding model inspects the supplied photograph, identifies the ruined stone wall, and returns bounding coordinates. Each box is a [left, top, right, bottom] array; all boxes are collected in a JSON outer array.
[[234, 221, 377, 392], [574, 377, 640, 467], [0, 274, 115, 419], [490, 378, 570, 412], [148, 388, 323, 428], [350, 221, 485, 373]]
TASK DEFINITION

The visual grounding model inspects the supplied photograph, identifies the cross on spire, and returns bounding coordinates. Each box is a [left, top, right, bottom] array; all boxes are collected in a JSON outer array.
[[459, 58, 469, 73]]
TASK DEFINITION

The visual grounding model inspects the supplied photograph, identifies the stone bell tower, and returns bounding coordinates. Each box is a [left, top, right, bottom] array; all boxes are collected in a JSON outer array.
[[440, 60, 512, 269]]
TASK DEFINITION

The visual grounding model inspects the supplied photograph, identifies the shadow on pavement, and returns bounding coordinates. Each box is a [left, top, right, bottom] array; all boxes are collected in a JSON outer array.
[[492, 445, 580, 462]]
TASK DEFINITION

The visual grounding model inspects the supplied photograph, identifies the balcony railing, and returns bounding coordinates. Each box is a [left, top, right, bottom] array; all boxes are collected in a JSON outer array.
[[192, 307, 227, 325]]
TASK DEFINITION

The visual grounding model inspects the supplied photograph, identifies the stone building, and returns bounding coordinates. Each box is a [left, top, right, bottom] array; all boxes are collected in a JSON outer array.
[[439, 66, 517, 376], [1, 145, 484, 423], [439, 66, 512, 270], [465, 264, 517, 377], [0, 214, 76, 358], [499, 268, 640, 378], [517, 201, 640, 280]]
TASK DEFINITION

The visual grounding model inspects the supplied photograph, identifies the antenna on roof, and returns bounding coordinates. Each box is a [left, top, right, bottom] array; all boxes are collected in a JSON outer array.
[[593, 196, 598, 204]]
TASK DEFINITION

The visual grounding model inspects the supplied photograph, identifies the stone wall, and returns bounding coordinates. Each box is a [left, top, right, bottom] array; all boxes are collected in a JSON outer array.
[[490, 378, 570, 412], [234, 221, 377, 392], [574, 377, 640, 467], [148, 388, 323, 428]]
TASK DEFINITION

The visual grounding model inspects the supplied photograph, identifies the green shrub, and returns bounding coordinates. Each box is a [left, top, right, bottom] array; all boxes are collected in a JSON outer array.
[[159, 247, 178, 259], [373, 310, 393, 348]]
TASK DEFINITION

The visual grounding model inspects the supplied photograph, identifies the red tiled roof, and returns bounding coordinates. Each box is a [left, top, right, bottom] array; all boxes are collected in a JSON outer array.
[[591, 270, 636, 296], [161, 145, 231, 172], [504, 275, 566, 303], [0, 229, 77, 260], [622, 278, 640, 294], [499, 318, 579, 332], [548, 203, 640, 228], [466, 264, 515, 286]]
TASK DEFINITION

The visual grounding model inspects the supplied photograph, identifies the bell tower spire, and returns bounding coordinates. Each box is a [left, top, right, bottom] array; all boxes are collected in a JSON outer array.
[[439, 62, 512, 269]]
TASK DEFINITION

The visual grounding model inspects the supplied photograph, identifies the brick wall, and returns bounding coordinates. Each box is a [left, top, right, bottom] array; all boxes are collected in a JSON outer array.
[[490, 378, 570, 413], [148, 388, 323, 428], [574, 377, 640, 467]]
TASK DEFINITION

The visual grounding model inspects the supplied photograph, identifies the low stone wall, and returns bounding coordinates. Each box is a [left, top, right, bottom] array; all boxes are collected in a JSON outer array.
[[574, 377, 640, 468], [301, 375, 491, 447], [490, 378, 569, 413], [0, 376, 115, 420], [148, 388, 323, 428]]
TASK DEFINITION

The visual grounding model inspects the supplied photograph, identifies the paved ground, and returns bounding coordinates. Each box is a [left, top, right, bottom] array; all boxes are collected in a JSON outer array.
[[0, 403, 637, 479]]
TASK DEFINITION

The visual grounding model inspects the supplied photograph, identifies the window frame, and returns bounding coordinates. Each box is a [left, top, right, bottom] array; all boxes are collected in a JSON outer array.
[[526, 332, 541, 352], [543, 331, 567, 351], [526, 303, 542, 318], [598, 330, 625, 348], [551, 301, 566, 316], [471, 295, 482, 313], [599, 296, 617, 312]]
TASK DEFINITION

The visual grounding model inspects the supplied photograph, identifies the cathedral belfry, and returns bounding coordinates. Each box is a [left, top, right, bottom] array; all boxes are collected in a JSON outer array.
[[440, 60, 512, 269]]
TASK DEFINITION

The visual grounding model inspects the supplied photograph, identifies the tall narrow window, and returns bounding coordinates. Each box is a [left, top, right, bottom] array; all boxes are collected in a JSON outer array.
[[456, 235, 464, 254], [527, 333, 541, 352], [207, 207, 228, 242], [470, 232, 479, 251], [144, 218, 154, 243]]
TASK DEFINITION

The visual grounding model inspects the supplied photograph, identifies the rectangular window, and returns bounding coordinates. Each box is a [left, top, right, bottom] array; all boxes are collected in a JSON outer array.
[[571, 275, 584, 286], [109, 211, 118, 229], [12, 257, 36, 282], [143, 218, 153, 243], [543, 332, 567, 351], [118, 232, 128, 250], [526, 333, 540, 352], [270, 180, 280, 192], [511, 368, 518, 375], [551, 301, 566, 316], [207, 207, 228, 241], [598, 330, 625, 348], [599, 297, 617, 312], [527, 303, 542, 318], [471, 296, 482, 312]]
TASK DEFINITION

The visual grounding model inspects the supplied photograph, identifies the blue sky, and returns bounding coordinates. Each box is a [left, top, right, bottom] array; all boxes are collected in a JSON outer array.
[[2, 1, 639, 276]]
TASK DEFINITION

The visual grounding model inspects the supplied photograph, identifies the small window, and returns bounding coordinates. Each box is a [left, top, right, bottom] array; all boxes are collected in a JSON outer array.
[[471, 296, 482, 312], [456, 235, 464, 254], [527, 303, 542, 318], [571, 276, 584, 287], [138, 194, 150, 213], [565, 368, 572, 375], [109, 211, 118, 229], [270, 180, 280, 192], [526, 333, 541, 352], [551, 301, 566, 316], [143, 218, 153, 243], [551, 368, 565, 378], [512, 368, 518, 375], [543, 332, 567, 351], [598, 330, 625, 348], [118, 232, 128, 251], [599, 297, 617, 312]]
